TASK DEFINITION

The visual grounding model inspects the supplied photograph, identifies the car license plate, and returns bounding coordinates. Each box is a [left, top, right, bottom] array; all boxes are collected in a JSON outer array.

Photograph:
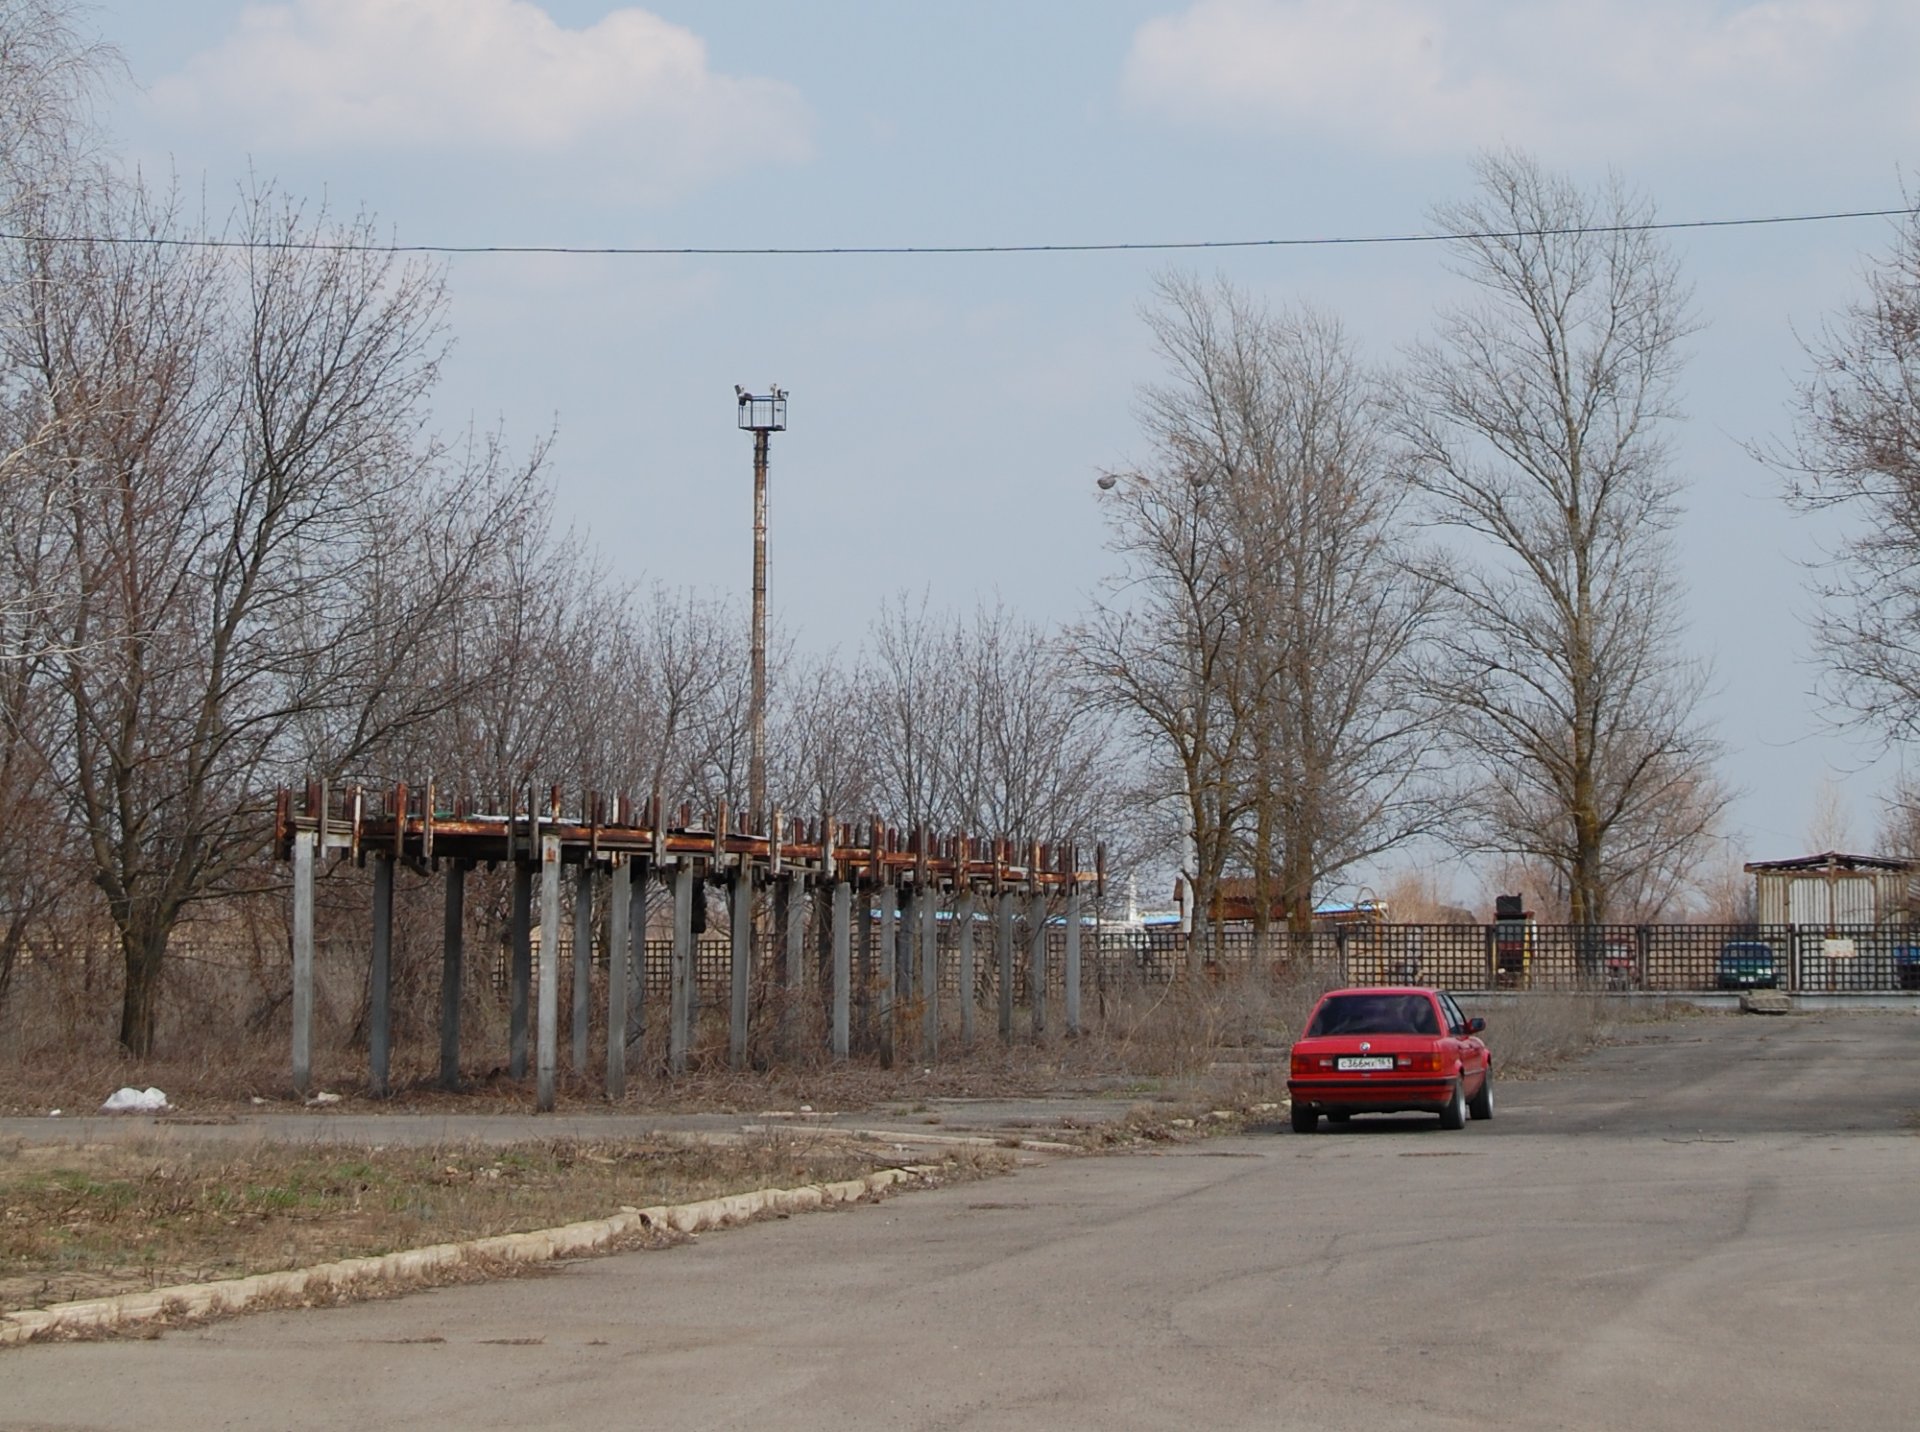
[[1336, 1056, 1394, 1071]]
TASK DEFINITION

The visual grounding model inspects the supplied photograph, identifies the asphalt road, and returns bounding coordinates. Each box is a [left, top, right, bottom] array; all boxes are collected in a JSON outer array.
[[8, 1010, 1920, 1431]]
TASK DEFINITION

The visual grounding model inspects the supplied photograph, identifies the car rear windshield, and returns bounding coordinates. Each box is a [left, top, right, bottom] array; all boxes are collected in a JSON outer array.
[[1307, 993, 1439, 1037]]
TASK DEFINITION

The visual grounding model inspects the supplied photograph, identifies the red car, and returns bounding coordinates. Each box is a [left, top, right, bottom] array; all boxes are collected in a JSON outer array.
[[1287, 986, 1492, 1133]]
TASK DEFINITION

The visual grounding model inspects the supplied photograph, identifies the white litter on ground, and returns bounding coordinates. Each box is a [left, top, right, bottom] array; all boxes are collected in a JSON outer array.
[[100, 1087, 170, 1113], [306, 1091, 344, 1107]]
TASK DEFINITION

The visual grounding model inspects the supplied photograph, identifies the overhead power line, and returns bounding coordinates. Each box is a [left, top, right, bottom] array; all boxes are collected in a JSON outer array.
[[0, 207, 1910, 258]]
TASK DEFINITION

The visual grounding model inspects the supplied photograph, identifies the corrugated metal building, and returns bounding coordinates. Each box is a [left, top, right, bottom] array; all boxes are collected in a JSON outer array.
[[1745, 851, 1914, 928]]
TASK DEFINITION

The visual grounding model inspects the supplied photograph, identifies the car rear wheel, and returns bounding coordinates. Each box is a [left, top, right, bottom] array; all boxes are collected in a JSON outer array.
[[1439, 1079, 1468, 1130], [1290, 1103, 1318, 1134], [1468, 1068, 1494, 1121]]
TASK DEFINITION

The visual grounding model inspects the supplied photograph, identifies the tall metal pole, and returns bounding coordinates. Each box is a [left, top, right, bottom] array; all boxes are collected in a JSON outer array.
[[750, 425, 769, 831], [737, 385, 784, 831]]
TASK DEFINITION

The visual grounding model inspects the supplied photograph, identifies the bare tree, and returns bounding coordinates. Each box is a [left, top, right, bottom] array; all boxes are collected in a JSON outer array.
[[1209, 286, 1444, 935], [1804, 775, 1854, 854], [780, 600, 1116, 860], [1081, 375, 1252, 970], [8, 176, 547, 1053], [863, 592, 967, 836], [0, 638, 73, 1003], [953, 602, 1118, 850], [1084, 274, 1438, 964], [1398, 150, 1726, 932], [0, 1, 121, 1011], [773, 646, 874, 827], [403, 490, 599, 805], [634, 586, 755, 811], [1767, 201, 1920, 745]]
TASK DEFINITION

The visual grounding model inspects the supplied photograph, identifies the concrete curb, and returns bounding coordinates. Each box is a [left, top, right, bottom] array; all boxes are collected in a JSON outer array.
[[740, 1123, 1081, 1154], [0, 1165, 930, 1349]]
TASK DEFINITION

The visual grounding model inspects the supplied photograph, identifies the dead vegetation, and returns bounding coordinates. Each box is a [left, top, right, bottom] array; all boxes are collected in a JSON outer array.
[[0, 952, 1653, 1117], [0, 950, 1330, 1116], [0, 1131, 992, 1316], [0, 963, 1679, 1328], [1477, 992, 1703, 1079]]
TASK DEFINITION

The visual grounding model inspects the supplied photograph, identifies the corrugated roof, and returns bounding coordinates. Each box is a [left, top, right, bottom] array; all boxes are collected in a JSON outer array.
[[1742, 850, 1913, 874]]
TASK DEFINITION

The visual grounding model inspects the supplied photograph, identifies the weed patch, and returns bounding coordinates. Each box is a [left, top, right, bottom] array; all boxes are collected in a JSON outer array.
[[0, 1132, 989, 1315]]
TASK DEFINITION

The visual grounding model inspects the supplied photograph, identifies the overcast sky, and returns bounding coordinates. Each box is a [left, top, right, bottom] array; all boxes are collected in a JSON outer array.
[[80, 0, 1920, 895]]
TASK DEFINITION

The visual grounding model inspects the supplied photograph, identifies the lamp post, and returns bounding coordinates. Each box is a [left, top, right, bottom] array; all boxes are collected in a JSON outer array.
[[735, 385, 787, 832]]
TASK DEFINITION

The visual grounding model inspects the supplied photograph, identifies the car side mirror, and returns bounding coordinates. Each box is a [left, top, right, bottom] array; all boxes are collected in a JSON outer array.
[[1467, 1017, 1486, 1034]]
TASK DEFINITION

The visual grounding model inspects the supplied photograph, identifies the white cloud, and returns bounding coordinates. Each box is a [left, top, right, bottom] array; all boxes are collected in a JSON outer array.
[[152, 0, 810, 197], [1123, 1, 1920, 160]]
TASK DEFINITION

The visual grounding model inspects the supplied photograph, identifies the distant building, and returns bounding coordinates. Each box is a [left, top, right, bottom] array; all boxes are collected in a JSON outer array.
[[1173, 876, 1385, 930], [1744, 851, 1915, 927]]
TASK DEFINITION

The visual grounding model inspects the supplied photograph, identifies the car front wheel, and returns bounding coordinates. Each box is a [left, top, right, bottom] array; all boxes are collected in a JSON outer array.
[[1439, 1079, 1468, 1130], [1290, 1103, 1318, 1134], [1468, 1068, 1494, 1121]]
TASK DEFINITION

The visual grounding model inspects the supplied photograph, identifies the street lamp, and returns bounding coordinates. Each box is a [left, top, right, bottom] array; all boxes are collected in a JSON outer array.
[[736, 385, 787, 831]]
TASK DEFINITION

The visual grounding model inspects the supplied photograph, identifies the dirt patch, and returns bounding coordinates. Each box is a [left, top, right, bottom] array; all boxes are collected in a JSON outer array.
[[0, 1132, 1003, 1315]]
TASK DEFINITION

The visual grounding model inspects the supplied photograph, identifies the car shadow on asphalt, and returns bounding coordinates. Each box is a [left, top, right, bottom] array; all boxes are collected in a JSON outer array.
[[1293, 1116, 1454, 1136]]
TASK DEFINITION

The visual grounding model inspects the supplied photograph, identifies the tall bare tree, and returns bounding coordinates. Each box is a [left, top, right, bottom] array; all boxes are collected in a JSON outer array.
[[1080, 449, 1247, 972], [0, 0, 111, 226], [1084, 274, 1438, 962], [6, 176, 547, 1052], [0, 0, 119, 1011], [1767, 201, 1920, 745], [1398, 150, 1726, 930], [1216, 290, 1443, 935]]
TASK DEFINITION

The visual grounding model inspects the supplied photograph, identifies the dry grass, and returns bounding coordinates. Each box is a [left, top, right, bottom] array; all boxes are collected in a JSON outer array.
[[0, 955, 1329, 1116], [0, 944, 1660, 1119], [1476, 993, 1617, 1078], [0, 1131, 993, 1315]]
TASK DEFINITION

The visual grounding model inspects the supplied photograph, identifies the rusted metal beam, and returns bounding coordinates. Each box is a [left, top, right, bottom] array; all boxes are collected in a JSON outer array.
[[278, 799, 1100, 895]]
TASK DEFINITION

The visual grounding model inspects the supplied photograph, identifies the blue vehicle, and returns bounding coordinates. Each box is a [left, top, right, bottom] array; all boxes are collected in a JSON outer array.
[[1895, 946, 1920, 991], [1716, 941, 1777, 991]]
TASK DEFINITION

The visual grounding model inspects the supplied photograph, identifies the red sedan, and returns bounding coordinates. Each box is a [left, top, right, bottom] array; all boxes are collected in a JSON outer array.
[[1287, 986, 1492, 1133]]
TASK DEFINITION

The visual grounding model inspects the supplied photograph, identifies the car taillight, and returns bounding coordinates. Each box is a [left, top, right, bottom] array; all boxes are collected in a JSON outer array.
[[1290, 1052, 1335, 1075], [1396, 1052, 1443, 1072]]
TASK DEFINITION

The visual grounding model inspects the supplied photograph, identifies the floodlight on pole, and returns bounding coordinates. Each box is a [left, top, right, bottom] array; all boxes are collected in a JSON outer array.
[[736, 386, 787, 832]]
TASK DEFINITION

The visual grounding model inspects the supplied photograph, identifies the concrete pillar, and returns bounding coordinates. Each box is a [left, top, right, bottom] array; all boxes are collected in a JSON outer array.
[[831, 880, 851, 1061], [1029, 893, 1048, 1037], [856, 888, 874, 1048], [780, 874, 805, 1058], [572, 864, 593, 1076], [897, 887, 918, 1006], [629, 857, 649, 1061], [606, 857, 629, 1100], [509, 862, 532, 1080], [1065, 887, 1083, 1036], [370, 852, 394, 1097], [996, 891, 1015, 1042], [956, 891, 976, 1045], [921, 890, 940, 1064], [669, 863, 694, 1076], [876, 885, 897, 1065], [537, 832, 561, 1112], [291, 829, 316, 1097], [730, 870, 752, 1070], [440, 860, 465, 1090]]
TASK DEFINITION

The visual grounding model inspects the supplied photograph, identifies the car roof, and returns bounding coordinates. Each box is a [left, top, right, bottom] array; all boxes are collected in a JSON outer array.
[[1315, 986, 1443, 998]]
